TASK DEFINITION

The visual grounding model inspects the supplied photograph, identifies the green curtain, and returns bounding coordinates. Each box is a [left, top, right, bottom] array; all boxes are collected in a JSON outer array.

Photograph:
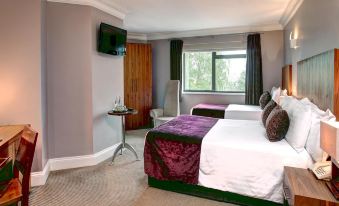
[[245, 34, 263, 105], [170, 40, 184, 80]]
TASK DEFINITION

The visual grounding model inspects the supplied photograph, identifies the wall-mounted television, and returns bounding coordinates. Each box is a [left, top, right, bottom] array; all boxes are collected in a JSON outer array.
[[98, 23, 127, 56]]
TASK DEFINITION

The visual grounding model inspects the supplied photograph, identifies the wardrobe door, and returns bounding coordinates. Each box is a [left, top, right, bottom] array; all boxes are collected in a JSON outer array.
[[137, 44, 152, 129], [124, 43, 152, 130]]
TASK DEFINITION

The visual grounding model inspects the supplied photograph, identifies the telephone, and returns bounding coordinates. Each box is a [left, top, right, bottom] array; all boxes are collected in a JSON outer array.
[[311, 161, 331, 180]]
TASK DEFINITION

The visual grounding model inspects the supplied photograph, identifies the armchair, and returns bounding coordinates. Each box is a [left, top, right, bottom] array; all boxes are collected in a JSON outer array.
[[150, 80, 180, 127]]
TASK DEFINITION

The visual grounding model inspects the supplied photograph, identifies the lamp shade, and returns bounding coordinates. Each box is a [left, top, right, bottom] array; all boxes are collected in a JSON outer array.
[[320, 120, 339, 160]]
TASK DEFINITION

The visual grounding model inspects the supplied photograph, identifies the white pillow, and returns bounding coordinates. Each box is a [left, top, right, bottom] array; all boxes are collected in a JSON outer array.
[[300, 98, 323, 115], [281, 89, 288, 96], [279, 95, 295, 110], [270, 87, 277, 96], [301, 98, 336, 161], [271, 87, 281, 104], [284, 98, 312, 153]]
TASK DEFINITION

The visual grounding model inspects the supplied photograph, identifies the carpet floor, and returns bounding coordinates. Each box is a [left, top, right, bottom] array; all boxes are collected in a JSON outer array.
[[30, 129, 234, 206]]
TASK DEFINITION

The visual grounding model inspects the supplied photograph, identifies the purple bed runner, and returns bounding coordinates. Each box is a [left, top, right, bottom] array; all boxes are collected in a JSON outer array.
[[191, 103, 228, 118], [144, 115, 218, 184]]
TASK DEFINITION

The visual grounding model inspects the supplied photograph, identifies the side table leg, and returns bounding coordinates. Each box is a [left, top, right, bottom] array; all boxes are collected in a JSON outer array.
[[121, 115, 126, 155], [125, 143, 139, 161], [111, 143, 123, 164]]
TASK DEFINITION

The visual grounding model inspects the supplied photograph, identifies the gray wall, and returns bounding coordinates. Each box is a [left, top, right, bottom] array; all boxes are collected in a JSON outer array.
[[284, 0, 339, 94], [91, 8, 124, 153], [47, 2, 124, 158], [41, 0, 48, 166], [0, 0, 46, 172], [152, 30, 284, 114], [47, 3, 93, 158]]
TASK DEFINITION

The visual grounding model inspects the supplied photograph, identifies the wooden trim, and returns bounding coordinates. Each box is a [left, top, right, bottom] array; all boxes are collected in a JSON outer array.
[[282, 64, 292, 95], [334, 49, 339, 119]]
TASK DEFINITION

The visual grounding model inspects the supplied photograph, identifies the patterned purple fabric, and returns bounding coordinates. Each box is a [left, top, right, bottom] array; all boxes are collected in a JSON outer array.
[[144, 115, 218, 184], [191, 103, 228, 118]]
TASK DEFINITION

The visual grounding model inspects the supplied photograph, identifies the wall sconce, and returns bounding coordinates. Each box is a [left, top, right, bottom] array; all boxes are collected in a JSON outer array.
[[289, 31, 299, 49]]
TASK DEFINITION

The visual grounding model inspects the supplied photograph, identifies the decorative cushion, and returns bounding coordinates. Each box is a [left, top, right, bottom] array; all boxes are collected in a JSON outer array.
[[266, 107, 290, 142], [259, 91, 271, 109], [261, 100, 277, 126]]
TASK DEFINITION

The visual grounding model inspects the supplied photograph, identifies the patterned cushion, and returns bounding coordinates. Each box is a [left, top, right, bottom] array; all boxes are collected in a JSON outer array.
[[266, 107, 290, 142], [259, 91, 271, 109], [261, 100, 277, 126]]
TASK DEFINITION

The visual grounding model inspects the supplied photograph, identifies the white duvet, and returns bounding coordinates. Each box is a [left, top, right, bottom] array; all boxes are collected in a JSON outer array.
[[224, 104, 262, 120], [199, 119, 313, 203]]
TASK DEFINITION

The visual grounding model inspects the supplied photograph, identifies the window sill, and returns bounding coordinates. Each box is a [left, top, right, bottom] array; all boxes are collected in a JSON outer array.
[[182, 92, 245, 96]]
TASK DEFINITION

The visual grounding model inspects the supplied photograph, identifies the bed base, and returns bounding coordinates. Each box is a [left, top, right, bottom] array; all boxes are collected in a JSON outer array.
[[148, 176, 284, 206]]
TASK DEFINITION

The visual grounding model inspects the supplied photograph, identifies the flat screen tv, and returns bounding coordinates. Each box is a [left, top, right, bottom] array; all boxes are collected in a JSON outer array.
[[98, 23, 127, 56]]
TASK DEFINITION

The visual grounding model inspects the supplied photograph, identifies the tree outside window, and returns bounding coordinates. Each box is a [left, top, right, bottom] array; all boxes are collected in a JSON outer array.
[[183, 50, 246, 93]]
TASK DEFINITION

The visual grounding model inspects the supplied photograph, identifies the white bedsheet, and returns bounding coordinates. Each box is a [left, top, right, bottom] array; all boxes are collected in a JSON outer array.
[[199, 119, 313, 203], [224, 104, 262, 120]]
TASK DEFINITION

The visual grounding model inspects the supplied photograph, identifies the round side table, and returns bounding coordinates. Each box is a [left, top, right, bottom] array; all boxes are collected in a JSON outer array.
[[107, 109, 138, 163]]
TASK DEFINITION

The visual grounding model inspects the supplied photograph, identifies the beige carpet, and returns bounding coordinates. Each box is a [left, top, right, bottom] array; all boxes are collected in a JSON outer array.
[[29, 129, 234, 206], [135, 187, 235, 206]]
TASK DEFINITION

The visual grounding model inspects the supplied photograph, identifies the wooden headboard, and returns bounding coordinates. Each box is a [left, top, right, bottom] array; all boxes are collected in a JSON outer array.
[[297, 49, 339, 118], [282, 64, 292, 95]]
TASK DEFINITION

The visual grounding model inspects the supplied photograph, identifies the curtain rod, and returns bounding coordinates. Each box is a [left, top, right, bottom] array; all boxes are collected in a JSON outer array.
[[168, 32, 264, 41], [183, 41, 245, 46]]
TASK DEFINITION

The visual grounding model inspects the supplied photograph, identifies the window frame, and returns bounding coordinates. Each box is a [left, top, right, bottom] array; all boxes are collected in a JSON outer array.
[[183, 51, 247, 93]]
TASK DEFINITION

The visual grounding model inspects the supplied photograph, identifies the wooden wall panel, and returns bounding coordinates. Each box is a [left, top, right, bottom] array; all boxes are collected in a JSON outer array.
[[282, 64, 292, 95], [124, 43, 152, 130], [297, 49, 339, 118], [334, 49, 339, 118]]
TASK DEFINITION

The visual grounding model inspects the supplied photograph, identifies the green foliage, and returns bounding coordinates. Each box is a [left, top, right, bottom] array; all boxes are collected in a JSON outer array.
[[215, 58, 246, 92], [184, 52, 212, 90], [184, 52, 246, 92]]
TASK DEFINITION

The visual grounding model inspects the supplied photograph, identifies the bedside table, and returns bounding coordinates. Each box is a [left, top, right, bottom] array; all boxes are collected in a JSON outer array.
[[283, 166, 339, 206]]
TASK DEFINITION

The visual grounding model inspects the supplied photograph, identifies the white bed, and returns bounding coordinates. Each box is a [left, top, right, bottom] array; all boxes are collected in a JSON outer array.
[[199, 119, 313, 203], [224, 104, 262, 120]]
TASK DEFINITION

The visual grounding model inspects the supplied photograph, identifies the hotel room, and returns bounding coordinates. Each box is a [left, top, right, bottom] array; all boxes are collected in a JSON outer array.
[[0, 0, 339, 205]]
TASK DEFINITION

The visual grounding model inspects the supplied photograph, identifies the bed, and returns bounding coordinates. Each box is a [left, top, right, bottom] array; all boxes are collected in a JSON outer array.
[[190, 103, 262, 120], [190, 103, 264, 120], [224, 104, 262, 120], [190, 65, 292, 120], [199, 119, 312, 203], [190, 103, 228, 118], [144, 115, 313, 205]]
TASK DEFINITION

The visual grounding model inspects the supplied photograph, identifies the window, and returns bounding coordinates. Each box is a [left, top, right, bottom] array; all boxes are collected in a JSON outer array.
[[183, 50, 246, 93]]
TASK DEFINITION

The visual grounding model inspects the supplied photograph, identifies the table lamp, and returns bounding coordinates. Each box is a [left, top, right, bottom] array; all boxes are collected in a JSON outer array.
[[320, 120, 339, 199]]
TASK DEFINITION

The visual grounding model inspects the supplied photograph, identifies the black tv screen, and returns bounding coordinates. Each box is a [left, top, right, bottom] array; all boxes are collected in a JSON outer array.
[[98, 23, 127, 56]]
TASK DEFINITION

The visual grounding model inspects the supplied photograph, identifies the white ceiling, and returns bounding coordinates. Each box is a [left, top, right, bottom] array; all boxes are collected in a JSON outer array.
[[50, 0, 303, 39], [98, 0, 296, 33]]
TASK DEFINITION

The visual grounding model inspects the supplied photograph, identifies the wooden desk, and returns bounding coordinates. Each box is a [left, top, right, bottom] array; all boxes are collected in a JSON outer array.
[[0, 125, 27, 159]]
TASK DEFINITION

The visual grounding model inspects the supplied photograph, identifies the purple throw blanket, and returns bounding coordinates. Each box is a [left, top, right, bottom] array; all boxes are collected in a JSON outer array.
[[191, 103, 228, 118], [144, 115, 218, 184]]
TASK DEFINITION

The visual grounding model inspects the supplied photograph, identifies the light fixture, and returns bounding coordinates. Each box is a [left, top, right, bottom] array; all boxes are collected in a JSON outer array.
[[289, 31, 299, 49]]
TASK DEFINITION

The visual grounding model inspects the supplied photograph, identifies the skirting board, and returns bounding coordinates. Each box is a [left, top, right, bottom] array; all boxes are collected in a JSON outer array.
[[30, 143, 120, 187]]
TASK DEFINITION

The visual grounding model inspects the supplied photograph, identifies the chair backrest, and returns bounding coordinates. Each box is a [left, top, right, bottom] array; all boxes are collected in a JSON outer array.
[[163, 80, 180, 117], [14, 127, 38, 193]]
